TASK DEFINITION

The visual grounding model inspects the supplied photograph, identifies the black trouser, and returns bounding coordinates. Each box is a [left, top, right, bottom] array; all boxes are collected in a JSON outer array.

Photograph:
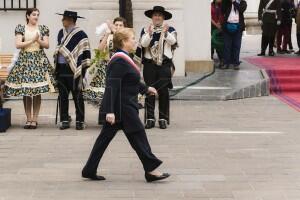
[[82, 123, 162, 174], [56, 64, 85, 122], [143, 60, 171, 123], [261, 35, 276, 53], [297, 33, 300, 51]]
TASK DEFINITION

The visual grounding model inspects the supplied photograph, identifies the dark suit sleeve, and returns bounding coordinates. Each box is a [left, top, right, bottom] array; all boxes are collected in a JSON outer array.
[[276, 0, 282, 21], [258, 0, 263, 20], [102, 61, 128, 113], [239, 0, 247, 13], [139, 82, 149, 95]]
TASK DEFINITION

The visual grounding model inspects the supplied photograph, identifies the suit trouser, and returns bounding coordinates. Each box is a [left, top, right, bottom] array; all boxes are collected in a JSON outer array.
[[56, 64, 85, 122], [297, 33, 300, 50], [261, 35, 276, 53], [143, 60, 171, 122], [277, 25, 290, 51], [82, 123, 162, 173], [223, 30, 242, 66]]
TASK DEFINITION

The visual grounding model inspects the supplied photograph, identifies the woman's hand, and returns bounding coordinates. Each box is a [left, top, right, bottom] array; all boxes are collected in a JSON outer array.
[[33, 32, 39, 43], [106, 113, 115, 125], [148, 87, 157, 96]]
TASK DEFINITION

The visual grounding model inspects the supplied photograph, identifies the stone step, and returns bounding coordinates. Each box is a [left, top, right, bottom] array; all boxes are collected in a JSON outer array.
[[171, 61, 270, 101]]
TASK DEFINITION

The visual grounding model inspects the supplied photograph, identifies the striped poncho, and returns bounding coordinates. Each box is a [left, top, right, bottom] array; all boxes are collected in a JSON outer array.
[[54, 27, 91, 79]]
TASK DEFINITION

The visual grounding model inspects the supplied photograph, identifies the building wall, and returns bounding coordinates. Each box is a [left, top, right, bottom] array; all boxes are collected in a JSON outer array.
[[0, 0, 212, 76]]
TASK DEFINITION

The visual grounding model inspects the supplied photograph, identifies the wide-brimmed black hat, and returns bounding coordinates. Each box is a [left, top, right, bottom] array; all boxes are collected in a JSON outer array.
[[56, 10, 85, 19], [145, 6, 172, 20]]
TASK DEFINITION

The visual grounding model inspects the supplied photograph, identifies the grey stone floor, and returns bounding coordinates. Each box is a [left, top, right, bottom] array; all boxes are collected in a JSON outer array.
[[1, 96, 300, 200]]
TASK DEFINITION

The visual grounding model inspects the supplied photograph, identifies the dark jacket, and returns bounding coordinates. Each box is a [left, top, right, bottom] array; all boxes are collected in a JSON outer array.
[[222, 0, 247, 31], [280, 1, 294, 26], [99, 50, 148, 133], [258, 0, 282, 24]]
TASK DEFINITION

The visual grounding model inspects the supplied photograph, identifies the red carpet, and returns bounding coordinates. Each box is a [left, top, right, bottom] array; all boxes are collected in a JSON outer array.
[[245, 56, 300, 112]]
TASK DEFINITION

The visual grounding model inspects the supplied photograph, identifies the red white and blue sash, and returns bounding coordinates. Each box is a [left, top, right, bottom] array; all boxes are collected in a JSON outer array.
[[108, 52, 141, 74]]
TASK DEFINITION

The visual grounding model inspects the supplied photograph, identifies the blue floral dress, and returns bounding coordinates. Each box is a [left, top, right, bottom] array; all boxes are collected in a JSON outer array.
[[83, 34, 114, 107], [5, 24, 56, 97]]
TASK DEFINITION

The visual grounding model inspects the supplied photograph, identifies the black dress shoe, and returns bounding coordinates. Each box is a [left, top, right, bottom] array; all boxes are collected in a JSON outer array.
[[145, 172, 170, 182], [269, 51, 275, 56], [145, 120, 155, 129], [60, 121, 70, 130], [233, 65, 240, 70], [257, 52, 265, 56], [82, 172, 106, 181], [158, 120, 167, 129], [76, 122, 85, 130]]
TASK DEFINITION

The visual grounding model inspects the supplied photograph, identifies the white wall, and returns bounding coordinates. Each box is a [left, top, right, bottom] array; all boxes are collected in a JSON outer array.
[[0, 0, 70, 60], [0, 0, 211, 76], [184, 0, 211, 61]]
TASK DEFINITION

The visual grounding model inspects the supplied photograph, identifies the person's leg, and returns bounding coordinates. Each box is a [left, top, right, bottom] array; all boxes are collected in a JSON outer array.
[[282, 25, 289, 51], [71, 78, 85, 124], [232, 31, 243, 68], [297, 32, 300, 53], [223, 31, 233, 68], [57, 77, 70, 123], [124, 129, 162, 173], [82, 123, 119, 175], [23, 96, 32, 123], [288, 23, 293, 50], [143, 61, 157, 126], [258, 35, 269, 55], [269, 34, 276, 56], [157, 65, 171, 125], [31, 95, 41, 127], [277, 27, 283, 52]]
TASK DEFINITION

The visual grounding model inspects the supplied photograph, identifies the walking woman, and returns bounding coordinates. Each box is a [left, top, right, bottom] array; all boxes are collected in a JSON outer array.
[[5, 8, 55, 129], [82, 28, 170, 182], [84, 17, 127, 108], [221, 0, 247, 70]]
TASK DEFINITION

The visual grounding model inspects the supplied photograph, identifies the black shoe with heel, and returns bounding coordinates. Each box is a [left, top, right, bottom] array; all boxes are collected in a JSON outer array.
[[145, 172, 170, 182]]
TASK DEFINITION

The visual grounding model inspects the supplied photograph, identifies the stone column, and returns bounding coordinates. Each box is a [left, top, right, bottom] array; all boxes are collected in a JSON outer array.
[[244, 0, 261, 35], [183, 0, 213, 74]]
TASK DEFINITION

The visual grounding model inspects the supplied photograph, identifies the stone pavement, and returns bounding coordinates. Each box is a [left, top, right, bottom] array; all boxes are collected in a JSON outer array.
[[1, 95, 300, 200]]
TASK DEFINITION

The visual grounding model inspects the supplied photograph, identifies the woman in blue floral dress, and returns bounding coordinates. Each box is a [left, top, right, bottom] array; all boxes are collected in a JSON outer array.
[[84, 17, 127, 107], [5, 8, 55, 129]]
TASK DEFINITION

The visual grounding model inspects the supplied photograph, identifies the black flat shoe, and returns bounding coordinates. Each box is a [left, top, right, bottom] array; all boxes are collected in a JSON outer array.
[[24, 121, 31, 129], [145, 172, 170, 183], [145, 120, 155, 129], [76, 122, 85, 130], [60, 121, 70, 130], [158, 120, 167, 129], [30, 121, 38, 129], [82, 172, 106, 181], [257, 52, 265, 56]]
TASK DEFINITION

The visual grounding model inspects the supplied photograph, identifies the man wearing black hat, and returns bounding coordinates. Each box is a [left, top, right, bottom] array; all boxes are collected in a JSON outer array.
[[54, 11, 91, 130], [140, 6, 178, 130]]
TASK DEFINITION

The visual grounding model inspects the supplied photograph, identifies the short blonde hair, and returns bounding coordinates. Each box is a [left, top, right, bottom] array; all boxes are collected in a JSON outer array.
[[113, 28, 134, 50]]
